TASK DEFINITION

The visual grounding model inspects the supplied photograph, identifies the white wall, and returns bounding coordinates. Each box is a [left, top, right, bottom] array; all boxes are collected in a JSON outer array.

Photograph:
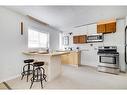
[[0, 7, 27, 82], [63, 19, 126, 72], [0, 7, 60, 82]]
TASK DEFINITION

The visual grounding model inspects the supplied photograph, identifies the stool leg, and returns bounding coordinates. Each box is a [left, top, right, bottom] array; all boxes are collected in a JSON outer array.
[[30, 66, 35, 89], [40, 72, 43, 89], [41, 67, 47, 82], [21, 65, 26, 80], [26, 64, 30, 82], [27, 63, 33, 82], [26, 75, 29, 82], [41, 80, 43, 89], [21, 73, 24, 80], [30, 79, 34, 89], [43, 74, 47, 82], [37, 68, 39, 81]]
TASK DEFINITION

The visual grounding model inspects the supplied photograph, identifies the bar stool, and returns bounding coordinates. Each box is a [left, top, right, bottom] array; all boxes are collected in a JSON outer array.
[[30, 61, 47, 89], [21, 59, 34, 82]]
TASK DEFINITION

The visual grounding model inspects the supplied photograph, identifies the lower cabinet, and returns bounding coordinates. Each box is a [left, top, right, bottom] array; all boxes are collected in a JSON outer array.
[[61, 54, 69, 64], [61, 51, 80, 66]]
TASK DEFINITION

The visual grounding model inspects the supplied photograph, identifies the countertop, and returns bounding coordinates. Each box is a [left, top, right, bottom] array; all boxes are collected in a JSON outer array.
[[22, 51, 70, 56]]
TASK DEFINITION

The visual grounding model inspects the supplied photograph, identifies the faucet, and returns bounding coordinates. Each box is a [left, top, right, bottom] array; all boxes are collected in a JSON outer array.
[[76, 47, 80, 51], [68, 47, 72, 51]]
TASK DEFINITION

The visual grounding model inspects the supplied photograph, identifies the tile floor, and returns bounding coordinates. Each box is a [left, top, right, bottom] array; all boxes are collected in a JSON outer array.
[[1, 65, 127, 89]]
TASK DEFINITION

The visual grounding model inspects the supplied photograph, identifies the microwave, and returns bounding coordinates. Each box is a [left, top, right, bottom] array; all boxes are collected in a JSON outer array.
[[87, 34, 104, 43]]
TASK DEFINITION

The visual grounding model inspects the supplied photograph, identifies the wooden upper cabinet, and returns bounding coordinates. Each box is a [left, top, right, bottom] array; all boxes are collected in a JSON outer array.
[[73, 36, 79, 44], [78, 35, 87, 43], [73, 35, 87, 44], [105, 22, 116, 33], [97, 24, 106, 33], [97, 19, 116, 34]]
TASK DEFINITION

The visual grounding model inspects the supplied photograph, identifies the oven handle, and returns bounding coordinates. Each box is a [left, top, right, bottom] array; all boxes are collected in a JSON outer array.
[[125, 25, 127, 64]]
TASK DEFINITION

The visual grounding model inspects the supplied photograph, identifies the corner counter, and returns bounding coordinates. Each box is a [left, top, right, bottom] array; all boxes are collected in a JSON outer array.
[[23, 51, 69, 82]]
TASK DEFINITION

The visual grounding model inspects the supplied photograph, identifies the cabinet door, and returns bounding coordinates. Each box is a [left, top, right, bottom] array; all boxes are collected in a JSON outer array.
[[68, 53, 74, 64], [61, 52, 80, 66], [69, 52, 80, 65], [73, 35, 87, 44], [73, 36, 79, 44], [97, 24, 106, 33], [61, 54, 69, 64], [105, 22, 116, 33], [73, 52, 80, 65], [78, 35, 87, 43]]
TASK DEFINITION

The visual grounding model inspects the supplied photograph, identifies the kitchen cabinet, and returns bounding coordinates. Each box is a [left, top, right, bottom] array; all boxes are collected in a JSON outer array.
[[105, 22, 116, 33], [61, 51, 80, 66], [78, 35, 86, 43], [97, 24, 106, 33], [61, 54, 69, 64], [73, 36, 79, 44], [73, 35, 87, 44], [97, 19, 116, 34]]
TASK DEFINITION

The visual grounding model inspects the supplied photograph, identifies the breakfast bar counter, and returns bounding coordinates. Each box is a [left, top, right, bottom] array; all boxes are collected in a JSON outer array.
[[23, 51, 69, 82]]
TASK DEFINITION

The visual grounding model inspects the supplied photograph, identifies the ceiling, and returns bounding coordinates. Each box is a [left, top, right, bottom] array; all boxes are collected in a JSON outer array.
[[5, 6, 127, 32]]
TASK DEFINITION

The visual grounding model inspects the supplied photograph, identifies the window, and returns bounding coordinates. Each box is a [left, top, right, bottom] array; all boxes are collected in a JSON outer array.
[[59, 32, 63, 49], [28, 28, 49, 48]]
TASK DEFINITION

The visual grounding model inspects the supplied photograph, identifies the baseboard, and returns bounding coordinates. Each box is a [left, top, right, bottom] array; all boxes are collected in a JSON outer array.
[[80, 65, 127, 73], [0, 74, 21, 83], [120, 70, 126, 73], [80, 64, 97, 68]]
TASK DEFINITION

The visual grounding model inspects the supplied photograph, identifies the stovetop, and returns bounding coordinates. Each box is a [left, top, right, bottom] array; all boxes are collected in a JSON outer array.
[[98, 46, 117, 50], [97, 51, 119, 55], [97, 46, 119, 55]]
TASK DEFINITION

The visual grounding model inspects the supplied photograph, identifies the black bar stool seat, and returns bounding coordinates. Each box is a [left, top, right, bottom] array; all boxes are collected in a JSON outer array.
[[30, 61, 47, 89], [33, 62, 44, 66], [21, 59, 34, 82], [24, 59, 34, 63]]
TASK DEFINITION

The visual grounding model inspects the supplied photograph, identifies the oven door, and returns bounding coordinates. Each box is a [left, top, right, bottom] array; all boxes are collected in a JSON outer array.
[[99, 55, 118, 68], [99, 56, 116, 64]]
